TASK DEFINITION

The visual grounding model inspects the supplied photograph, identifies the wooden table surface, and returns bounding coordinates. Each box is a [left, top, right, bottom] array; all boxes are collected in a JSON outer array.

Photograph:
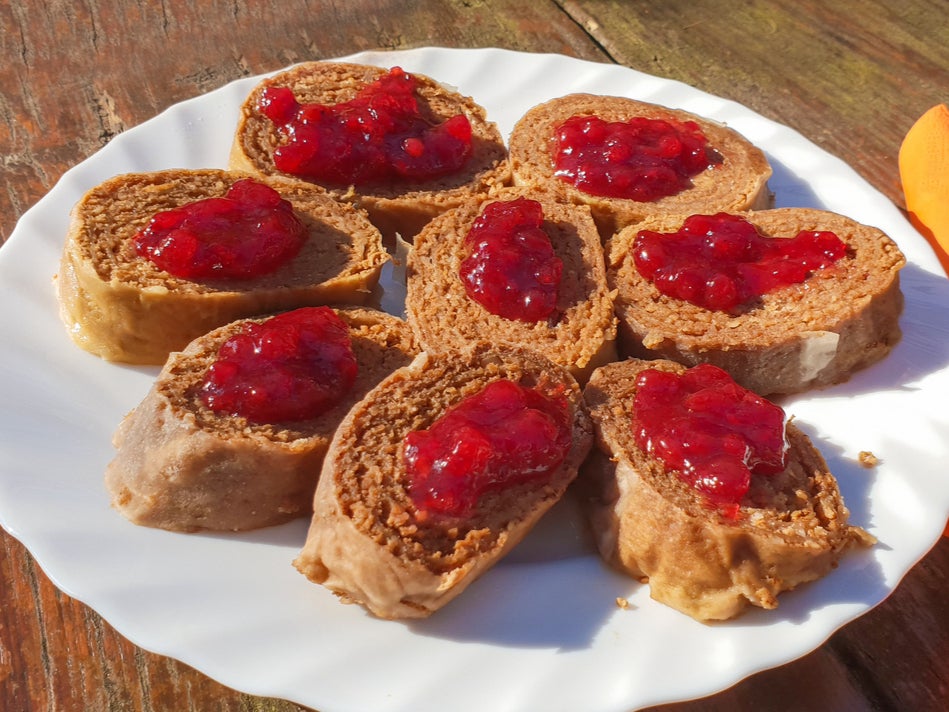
[[2, 1, 947, 710]]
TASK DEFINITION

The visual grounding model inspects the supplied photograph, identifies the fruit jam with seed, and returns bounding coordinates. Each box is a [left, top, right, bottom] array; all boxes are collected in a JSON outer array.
[[257, 66, 473, 186], [633, 364, 788, 513], [133, 179, 306, 281], [459, 198, 564, 322], [552, 114, 715, 201], [402, 379, 572, 518], [632, 213, 848, 311], [200, 307, 357, 423]]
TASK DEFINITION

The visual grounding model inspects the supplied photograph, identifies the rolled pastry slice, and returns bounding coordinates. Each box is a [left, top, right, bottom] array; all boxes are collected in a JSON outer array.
[[294, 343, 592, 619], [405, 192, 617, 383], [105, 306, 419, 532], [607, 207, 906, 395], [229, 61, 511, 240], [57, 169, 389, 364], [508, 93, 773, 237], [582, 357, 875, 621]]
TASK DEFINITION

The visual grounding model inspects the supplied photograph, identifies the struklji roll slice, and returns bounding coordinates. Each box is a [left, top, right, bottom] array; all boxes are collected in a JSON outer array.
[[508, 93, 773, 237], [57, 169, 389, 364], [293, 343, 593, 619], [607, 208, 906, 395], [229, 61, 511, 240], [582, 357, 874, 622], [405, 193, 617, 383], [105, 306, 419, 532]]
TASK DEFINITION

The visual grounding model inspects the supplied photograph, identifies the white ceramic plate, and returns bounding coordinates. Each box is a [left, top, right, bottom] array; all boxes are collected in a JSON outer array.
[[2, 48, 948, 712]]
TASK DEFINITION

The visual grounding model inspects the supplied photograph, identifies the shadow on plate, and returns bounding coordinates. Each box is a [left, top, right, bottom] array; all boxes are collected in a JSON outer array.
[[768, 154, 825, 210], [194, 518, 310, 549], [406, 554, 632, 652]]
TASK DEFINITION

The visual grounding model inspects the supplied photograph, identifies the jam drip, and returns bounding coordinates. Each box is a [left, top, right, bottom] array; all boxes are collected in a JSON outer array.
[[633, 213, 848, 311], [133, 178, 307, 280], [200, 307, 358, 423], [633, 364, 787, 513], [459, 198, 563, 323], [402, 379, 572, 518], [258, 66, 473, 185], [552, 114, 715, 201]]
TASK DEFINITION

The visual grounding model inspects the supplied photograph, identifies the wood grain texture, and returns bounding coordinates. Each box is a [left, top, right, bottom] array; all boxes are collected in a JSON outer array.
[[559, 0, 949, 209], [2, 1, 948, 710]]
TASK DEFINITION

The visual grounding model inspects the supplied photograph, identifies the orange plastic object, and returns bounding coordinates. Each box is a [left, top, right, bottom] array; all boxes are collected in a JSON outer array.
[[899, 103, 949, 276]]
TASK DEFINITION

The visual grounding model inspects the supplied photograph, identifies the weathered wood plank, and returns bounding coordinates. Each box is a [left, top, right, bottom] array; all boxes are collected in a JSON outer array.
[[560, 0, 949, 207]]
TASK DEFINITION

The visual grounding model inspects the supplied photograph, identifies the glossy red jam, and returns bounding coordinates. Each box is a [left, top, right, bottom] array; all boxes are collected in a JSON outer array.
[[632, 364, 787, 512], [632, 213, 848, 311], [552, 114, 715, 200], [200, 307, 357, 423], [258, 66, 473, 185], [133, 179, 306, 280], [403, 379, 572, 518], [458, 198, 563, 322]]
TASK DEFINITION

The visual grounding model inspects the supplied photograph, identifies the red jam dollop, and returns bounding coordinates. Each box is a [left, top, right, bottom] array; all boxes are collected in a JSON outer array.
[[133, 178, 307, 280], [552, 114, 715, 201], [200, 307, 358, 423], [632, 364, 788, 513], [632, 212, 848, 311], [402, 379, 572, 518], [458, 198, 563, 322], [257, 66, 473, 185]]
